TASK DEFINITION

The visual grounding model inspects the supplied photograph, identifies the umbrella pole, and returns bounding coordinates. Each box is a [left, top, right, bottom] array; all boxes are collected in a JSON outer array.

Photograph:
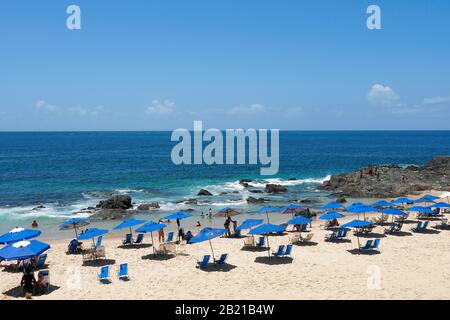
[[151, 231, 155, 255], [129, 227, 133, 243], [266, 235, 271, 258], [357, 233, 361, 254], [74, 225, 78, 238], [208, 239, 215, 262], [266, 211, 270, 224]]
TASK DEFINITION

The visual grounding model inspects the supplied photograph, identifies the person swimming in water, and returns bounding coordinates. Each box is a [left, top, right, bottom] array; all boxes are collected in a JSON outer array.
[[31, 220, 38, 228]]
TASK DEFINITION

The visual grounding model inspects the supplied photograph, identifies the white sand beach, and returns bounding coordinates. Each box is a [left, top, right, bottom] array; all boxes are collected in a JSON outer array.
[[1, 191, 450, 300]]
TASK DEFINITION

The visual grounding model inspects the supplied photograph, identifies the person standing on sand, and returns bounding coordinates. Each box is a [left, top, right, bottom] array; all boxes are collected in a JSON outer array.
[[208, 208, 212, 218], [224, 216, 232, 237], [158, 227, 165, 243], [21, 268, 36, 299]]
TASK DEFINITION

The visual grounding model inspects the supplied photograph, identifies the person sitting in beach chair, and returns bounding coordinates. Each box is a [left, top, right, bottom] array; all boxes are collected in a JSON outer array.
[[67, 239, 81, 254], [34, 254, 47, 270], [122, 233, 133, 245], [36, 270, 50, 294]]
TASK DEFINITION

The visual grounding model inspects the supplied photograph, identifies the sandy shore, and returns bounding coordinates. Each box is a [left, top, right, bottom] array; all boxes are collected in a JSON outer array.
[[2, 191, 450, 300]]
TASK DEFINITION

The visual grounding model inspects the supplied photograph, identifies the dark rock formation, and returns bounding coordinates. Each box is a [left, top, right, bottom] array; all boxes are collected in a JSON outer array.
[[239, 179, 252, 184], [197, 189, 213, 196], [91, 209, 131, 221], [246, 196, 270, 204], [136, 202, 160, 210], [336, 197, 347, 203], [96, 195, 132, 210], [319, 156, 450, 198], [265, 184, 287, 193], [184, 198, 198, 205], [249, 189, 264, 194]]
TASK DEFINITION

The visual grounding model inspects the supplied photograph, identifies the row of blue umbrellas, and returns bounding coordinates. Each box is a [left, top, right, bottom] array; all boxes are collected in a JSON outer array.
[[0, 227, 50, 262]]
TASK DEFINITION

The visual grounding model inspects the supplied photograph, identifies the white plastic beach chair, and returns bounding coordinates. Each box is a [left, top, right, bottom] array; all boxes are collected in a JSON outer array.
[[243, 236, 255, 247]]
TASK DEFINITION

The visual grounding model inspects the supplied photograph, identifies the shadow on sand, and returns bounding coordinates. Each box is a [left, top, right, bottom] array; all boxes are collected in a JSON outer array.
[[117, 244, 153, 249], [141, 253, 176, 261], [254, 256, 293, 265], [82, 259, 116, 267], [347, 249, 381, 256], [3, 284, 60, 298], [198, 263, 237, 272]]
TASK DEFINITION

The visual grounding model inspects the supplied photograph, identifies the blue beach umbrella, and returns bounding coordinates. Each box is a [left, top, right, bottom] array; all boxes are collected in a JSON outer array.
[[59, 218, 90, 238], [408, 206, 434, 214], [414, 194, 440, 204], [392, 198, 414, 205], [341, 220, 373, 251], [320, 201, 345, 211], [164, 211, 193, 236], [320, 210, 345, 221], [136, 221, 166, 254], [0, 227, 42, 245], [287, 216, 312, 226], [346, 205, 379, 220], [430, 202, 450, 209], [77, 228, 108, 246], [113, 218, 146, 239], [381, 208, 407, 216], [248, 223, 286, 257], [189, 227, 226, 261], [283, 204, 305, 216], [250, 206, 283, 223], [236, 219, 264, 231], [0, 240, 50, 262], [371, 200, 394, 208]]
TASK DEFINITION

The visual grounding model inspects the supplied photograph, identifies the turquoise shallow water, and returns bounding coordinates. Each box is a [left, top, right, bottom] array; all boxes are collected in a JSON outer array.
[[0, 131, 449, 235]]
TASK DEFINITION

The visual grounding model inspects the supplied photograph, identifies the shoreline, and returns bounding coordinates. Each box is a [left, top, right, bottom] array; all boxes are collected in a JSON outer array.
[[2, 190, 449, 300]]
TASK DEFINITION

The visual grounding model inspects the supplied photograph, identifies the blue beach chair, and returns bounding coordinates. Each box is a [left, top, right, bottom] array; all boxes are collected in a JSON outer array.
[[272, 245, 285, 257], [122, 233, 133, 245], [283, 244, 293, 257], [95, 236, 103, 248], [370, 239, 380, 251], [134, 234, 144, 245], [256, 236, 265, 248], [117, 263, 129, 280], [215, 254, 228, 265], [165, 232, 174, 243], [360, 240, 373, 251], [197, 255, 210, 269], [300, 224, 308, 232], [67, 239, 80, 254], [34, 254, 47, 269], [98, 266, 110, 282]]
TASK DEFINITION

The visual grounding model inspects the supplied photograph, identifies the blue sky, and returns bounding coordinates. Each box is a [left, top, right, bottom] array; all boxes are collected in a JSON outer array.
[[0, 0, 449, 131]]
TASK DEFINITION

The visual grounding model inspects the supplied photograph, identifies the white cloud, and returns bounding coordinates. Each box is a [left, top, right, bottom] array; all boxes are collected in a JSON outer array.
[[229, 104, 266, 115], [367, 84, 400, 107], [35, 100, 59, 113], [423, 97, 450, 105], [145, 99, 176, 117], [69, 105, 107, 117]]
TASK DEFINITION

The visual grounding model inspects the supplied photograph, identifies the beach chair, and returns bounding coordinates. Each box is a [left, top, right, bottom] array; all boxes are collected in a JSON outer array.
[[94, 236, 103, 249], [300, 224, 308, 232], [165, 232, 174, 244], [37, 270, 50, 294], [325, 230, 338, 241], [165, 243, 177, 255], [272, 245, 286, 257], [384, 225, 396, 234], [283, 244, 293, 257], [233, 230, 241, 238], [197, 255, 210, 269], [243, 236, 255, 247], [67, 239, 80, 254], [122, 234, 133, 245], [436, 218, 448, 229], [117, 263, 129, 280], [360, 240, 373, 251], [134, 233, 144, 245], [411, 221, 425, 232], [300, 233, 314, 243], [215, 253, 228, 265], [96, 246, 106, 260], [155, 244, 167, 255], [256, 236, 265, 248], [34, 254, 47, 270], [370, 239, 381, 251], [98, 266, 110, 282]]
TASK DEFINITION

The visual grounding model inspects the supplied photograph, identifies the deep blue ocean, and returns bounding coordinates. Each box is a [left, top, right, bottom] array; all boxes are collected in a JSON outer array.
[[0, 131, 449, 233]]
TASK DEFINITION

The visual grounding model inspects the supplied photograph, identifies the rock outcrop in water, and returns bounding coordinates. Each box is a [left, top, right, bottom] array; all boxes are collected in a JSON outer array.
[[265, 184, 287, 193], [197, 189, 213, 196], [96, 195, 133, 210], [318, 156, 450, 198]]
